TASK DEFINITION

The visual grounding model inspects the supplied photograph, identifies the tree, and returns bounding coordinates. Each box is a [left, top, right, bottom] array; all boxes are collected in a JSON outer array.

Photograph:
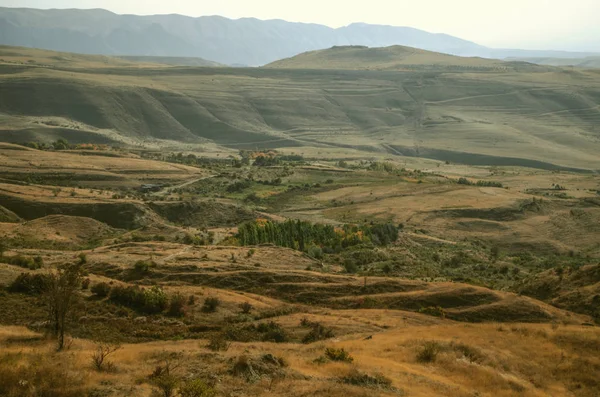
[[45, 262, 84, 350]]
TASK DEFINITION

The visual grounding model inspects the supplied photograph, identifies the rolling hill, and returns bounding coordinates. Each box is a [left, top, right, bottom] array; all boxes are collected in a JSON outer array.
[[116, 55, 223, 67], [507, 56, 600, 69], [0, 7, 598, 66], [1, 45, 600, 171], [265, 45, 537, 71]]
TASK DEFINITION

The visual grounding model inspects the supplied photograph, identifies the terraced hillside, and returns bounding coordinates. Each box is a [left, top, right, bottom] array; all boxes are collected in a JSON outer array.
[[1, 46, 600, 170]]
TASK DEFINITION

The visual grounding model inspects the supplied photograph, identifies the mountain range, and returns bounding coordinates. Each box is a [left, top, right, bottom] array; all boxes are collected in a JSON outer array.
[[0, 7, 598, 66]]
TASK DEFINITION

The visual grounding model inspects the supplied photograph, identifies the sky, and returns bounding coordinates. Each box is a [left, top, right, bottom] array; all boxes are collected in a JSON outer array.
[[0, 0, 598, 51]]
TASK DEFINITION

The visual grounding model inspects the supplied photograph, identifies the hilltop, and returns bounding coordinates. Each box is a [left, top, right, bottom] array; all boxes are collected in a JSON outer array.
[[265, 45, 535, 71]]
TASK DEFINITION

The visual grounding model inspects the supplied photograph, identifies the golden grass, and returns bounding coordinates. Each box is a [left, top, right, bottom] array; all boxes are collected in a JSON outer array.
[[0, 321, 597, 397]]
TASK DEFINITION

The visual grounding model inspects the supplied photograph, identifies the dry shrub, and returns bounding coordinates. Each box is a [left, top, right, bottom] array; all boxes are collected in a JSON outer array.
[[207, 333, 230, 352], [91, 342, 121, 371], [231, 353, 288, 382], [301, 321, 335, 344], [179, 378, 217, 397], [324, 347, 354, 363], [416, 341, 442, 363], [341, 368, 392, 388]]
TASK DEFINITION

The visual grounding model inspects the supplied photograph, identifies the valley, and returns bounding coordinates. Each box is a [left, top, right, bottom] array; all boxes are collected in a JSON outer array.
[[0, 43, 598, 397]]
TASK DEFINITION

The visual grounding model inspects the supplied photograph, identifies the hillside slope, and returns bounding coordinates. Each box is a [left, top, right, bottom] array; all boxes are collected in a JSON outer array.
[[1, 47, 600, 170]]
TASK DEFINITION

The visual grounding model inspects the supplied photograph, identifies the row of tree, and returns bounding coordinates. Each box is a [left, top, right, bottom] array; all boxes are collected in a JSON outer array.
[[236, 219, 400, 252]]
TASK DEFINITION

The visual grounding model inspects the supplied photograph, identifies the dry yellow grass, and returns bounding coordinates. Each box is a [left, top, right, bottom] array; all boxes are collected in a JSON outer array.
[[1, 321, 598, 397]]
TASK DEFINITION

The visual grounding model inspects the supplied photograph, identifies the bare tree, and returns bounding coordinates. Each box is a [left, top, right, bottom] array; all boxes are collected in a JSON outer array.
[[91, 342, 122, 371], [45, 262, 84, 350]]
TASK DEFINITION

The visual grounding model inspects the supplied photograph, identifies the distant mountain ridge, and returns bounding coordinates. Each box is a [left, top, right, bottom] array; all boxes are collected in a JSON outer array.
[[0, 7, 598, 66]]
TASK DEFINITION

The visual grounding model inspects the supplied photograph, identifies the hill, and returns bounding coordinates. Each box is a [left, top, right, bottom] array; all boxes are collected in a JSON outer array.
[[507, 56, 600, 69], [117, 55, 223, 67], [265, 45, 533, 71], [1, 46, 600, 170], [0, 7, 598, 66]]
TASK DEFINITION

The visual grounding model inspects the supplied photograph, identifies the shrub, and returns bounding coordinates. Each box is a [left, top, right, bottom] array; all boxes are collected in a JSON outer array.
[[8, 273, 51, 294], [152, 374, 178, 397], [202, 297, 221, 313], [416, 341, 441, 363], [77, 253, 87, 265], [33, 255, 44, 269], [133, 260, 155, 273], [81, 278, 90, 290], [179, 378, 217, 397], [257, 321, 289, 343], [239, 301, 253, 314], [418, 306, 446, 318], [302, 322, 335, 344], [5, 255, 37, 270], [110, 285, 168, 314], [308, 245, 324, 260], [341, 368, 392, 388], [324, 347, 353, 362], [207, 334, 230, 352], [90, 282, 111, 297], [344, 261, 359, 274], [168, 293, 186, 317], [91, 343, 121, 372]]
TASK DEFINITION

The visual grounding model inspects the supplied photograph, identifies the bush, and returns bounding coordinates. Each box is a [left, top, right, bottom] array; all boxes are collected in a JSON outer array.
[[133, 260, 155, 273], [4, 255, 39, 270], [307, 245, 324, 260], [8, 273, 51, 294], [152, 374, 178, 397], [110, 285, 168, 314], [179, 378, 217, 397], [81, 278, 90, 290], [416, 341, 441, 363], [341, 368, 392, 388], [90, 282, 111, 297], [202, 297, 221, 313], [257, 321, 289, 343], [344, 261, 359, 274], [302, 322, 335, 344], [239, 301, 253, 314], [91, 343, 121, 372], [418, 306, 446, 318], [324, 347, 353, 362], [168, 293, 186, 317], [207, 334, 230, 352]]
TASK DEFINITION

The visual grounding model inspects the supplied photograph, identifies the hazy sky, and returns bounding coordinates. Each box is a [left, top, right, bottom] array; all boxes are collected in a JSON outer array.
[[1, 0, 598, 50]]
